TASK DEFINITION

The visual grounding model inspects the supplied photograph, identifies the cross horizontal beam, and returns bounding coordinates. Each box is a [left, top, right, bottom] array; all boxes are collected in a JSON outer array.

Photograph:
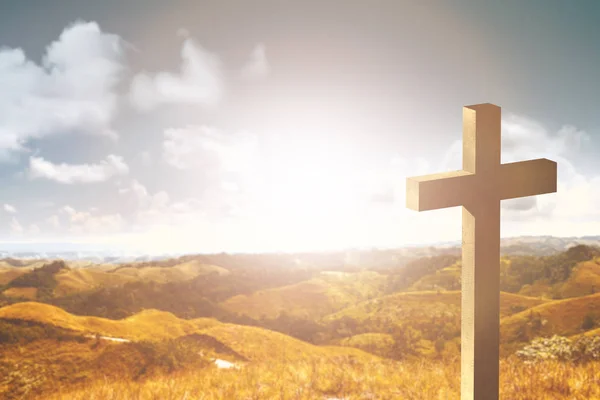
[[406, 158, 557, 212], [499, 158, 557, 200], [406, 170, 474, 211]]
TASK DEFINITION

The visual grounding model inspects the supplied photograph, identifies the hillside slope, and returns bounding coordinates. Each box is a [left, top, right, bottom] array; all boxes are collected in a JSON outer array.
[[501, 292, 600, 346], [0, 302, 219, 341], [221, 270, 386, 320]]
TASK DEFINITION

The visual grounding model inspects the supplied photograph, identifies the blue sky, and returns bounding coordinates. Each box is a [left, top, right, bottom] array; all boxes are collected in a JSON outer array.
[[0, 0, 598, 253]]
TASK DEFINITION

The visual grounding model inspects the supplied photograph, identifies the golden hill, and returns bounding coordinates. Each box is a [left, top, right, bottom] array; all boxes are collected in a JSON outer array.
[[334, 332, 395, 358], [0, 303, 372, 358], [2, 287, 38, 299], [408, 260, 462, 291], [323, 290, 547, 327], [501, 292, 600, 345], [111, 260, 229, 283], [0, 302, 376, 364], [0, 302, 220, 341], [199, 323, 376, 363], [554, 258, 600, 298], [517, 258, 600, 299], [53, 268, 138, 297], [221, 270, 386, 320], [0, 259, 47, 269], [317, 290, 550, 358], [0, 267, 31, 285]]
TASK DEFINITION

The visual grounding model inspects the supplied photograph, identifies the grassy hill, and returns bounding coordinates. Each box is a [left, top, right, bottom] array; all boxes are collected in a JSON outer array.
[[322, 290, 548, 330], [221, 270, 386, 320], [0, 302, 220, 341], [334, 332, 395, 358], [53, 268, 138, 297], [0, 302, 374, 362], [0, 302, 379, 399], [0, 267, 32, 285], [2, 243, 600, 399], [2, 287, 38, 300], [317, 290, 550, 360], [501, 292, 600, 346], [407, 260, 462, 291], [110, 259, 229, 284]]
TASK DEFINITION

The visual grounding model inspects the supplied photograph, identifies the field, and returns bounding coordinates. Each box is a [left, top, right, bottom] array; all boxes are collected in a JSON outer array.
[[2, 245, 600, 399]]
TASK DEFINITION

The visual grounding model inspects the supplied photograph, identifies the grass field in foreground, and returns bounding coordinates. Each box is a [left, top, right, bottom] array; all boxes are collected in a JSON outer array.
[[43, 356, 600, 400]]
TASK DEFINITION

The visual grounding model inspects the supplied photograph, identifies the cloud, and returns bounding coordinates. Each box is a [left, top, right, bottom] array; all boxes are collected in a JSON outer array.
[[433, 113, 600, 232], [60, 205, 123, 235], [46, 215, 60, 229], [9, 217, 23, 235], [437, 114, 592, 215], [117, 180, 236, 243], [162, 125, 258, 173], [3, 204, 16, 214], [129, 38, 222, 111], [441, 114, 589, 171], [118, 179, 170, 213], [0, 21, 124, 157], [240, 43, 271, 80], [28, 154, 129, 184]]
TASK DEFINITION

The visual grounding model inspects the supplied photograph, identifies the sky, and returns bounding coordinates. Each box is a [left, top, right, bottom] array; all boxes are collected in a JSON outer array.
[[0, 0, 599, 254]]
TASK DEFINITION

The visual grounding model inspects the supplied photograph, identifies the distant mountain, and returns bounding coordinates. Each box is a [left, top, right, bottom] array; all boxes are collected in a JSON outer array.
[[427, 235, 600, 256], [0, 235, 597, 263]]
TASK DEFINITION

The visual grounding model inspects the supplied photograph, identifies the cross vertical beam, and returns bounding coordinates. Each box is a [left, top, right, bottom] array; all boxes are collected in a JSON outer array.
[[461, 105, 501, 400]]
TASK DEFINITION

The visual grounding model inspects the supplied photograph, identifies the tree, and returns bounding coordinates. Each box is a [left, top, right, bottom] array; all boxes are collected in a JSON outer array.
[[582, 313, 596, 331]]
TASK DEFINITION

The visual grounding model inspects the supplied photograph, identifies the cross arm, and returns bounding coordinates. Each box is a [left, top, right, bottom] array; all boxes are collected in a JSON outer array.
[[499, 158, 557, 200], [406, 170, 475, 211]]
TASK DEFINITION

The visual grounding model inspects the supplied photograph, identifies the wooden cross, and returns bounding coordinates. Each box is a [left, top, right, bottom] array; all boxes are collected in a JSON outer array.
[[406, 103, 557, 400]]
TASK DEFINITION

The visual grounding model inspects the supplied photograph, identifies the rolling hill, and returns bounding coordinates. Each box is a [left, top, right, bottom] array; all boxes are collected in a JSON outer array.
[[500, 292, 600, 346], [221, 270, 387, 320], [0, 302, 376, 362], [109, 259, 229, 283], [0, 302, 220, 341]]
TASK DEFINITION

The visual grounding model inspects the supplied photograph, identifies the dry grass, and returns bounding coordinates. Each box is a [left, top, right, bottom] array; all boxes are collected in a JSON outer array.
[[39, 355, 600, 400], [336, 333, 395, 358], [2, 287, 38, 299]]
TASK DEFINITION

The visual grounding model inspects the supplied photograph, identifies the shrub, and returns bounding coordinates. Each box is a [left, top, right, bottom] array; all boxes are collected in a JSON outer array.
[[516, 334, 600, 364]]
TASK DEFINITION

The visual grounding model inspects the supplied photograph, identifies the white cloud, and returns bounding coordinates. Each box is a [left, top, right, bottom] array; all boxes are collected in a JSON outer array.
[[441, 114, 589, 171], [119, 179, 169, 212], [28, 154, 129, 184], [413, 113, 600, 238], [129, 38, 222, 111], [9, 217, 23, 235], [60, 205, 123, 235], [3, 204, 16, 214], [0, 21, 124, 157], [162, 125, 258, 173], [240, 43, 270, 80]]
